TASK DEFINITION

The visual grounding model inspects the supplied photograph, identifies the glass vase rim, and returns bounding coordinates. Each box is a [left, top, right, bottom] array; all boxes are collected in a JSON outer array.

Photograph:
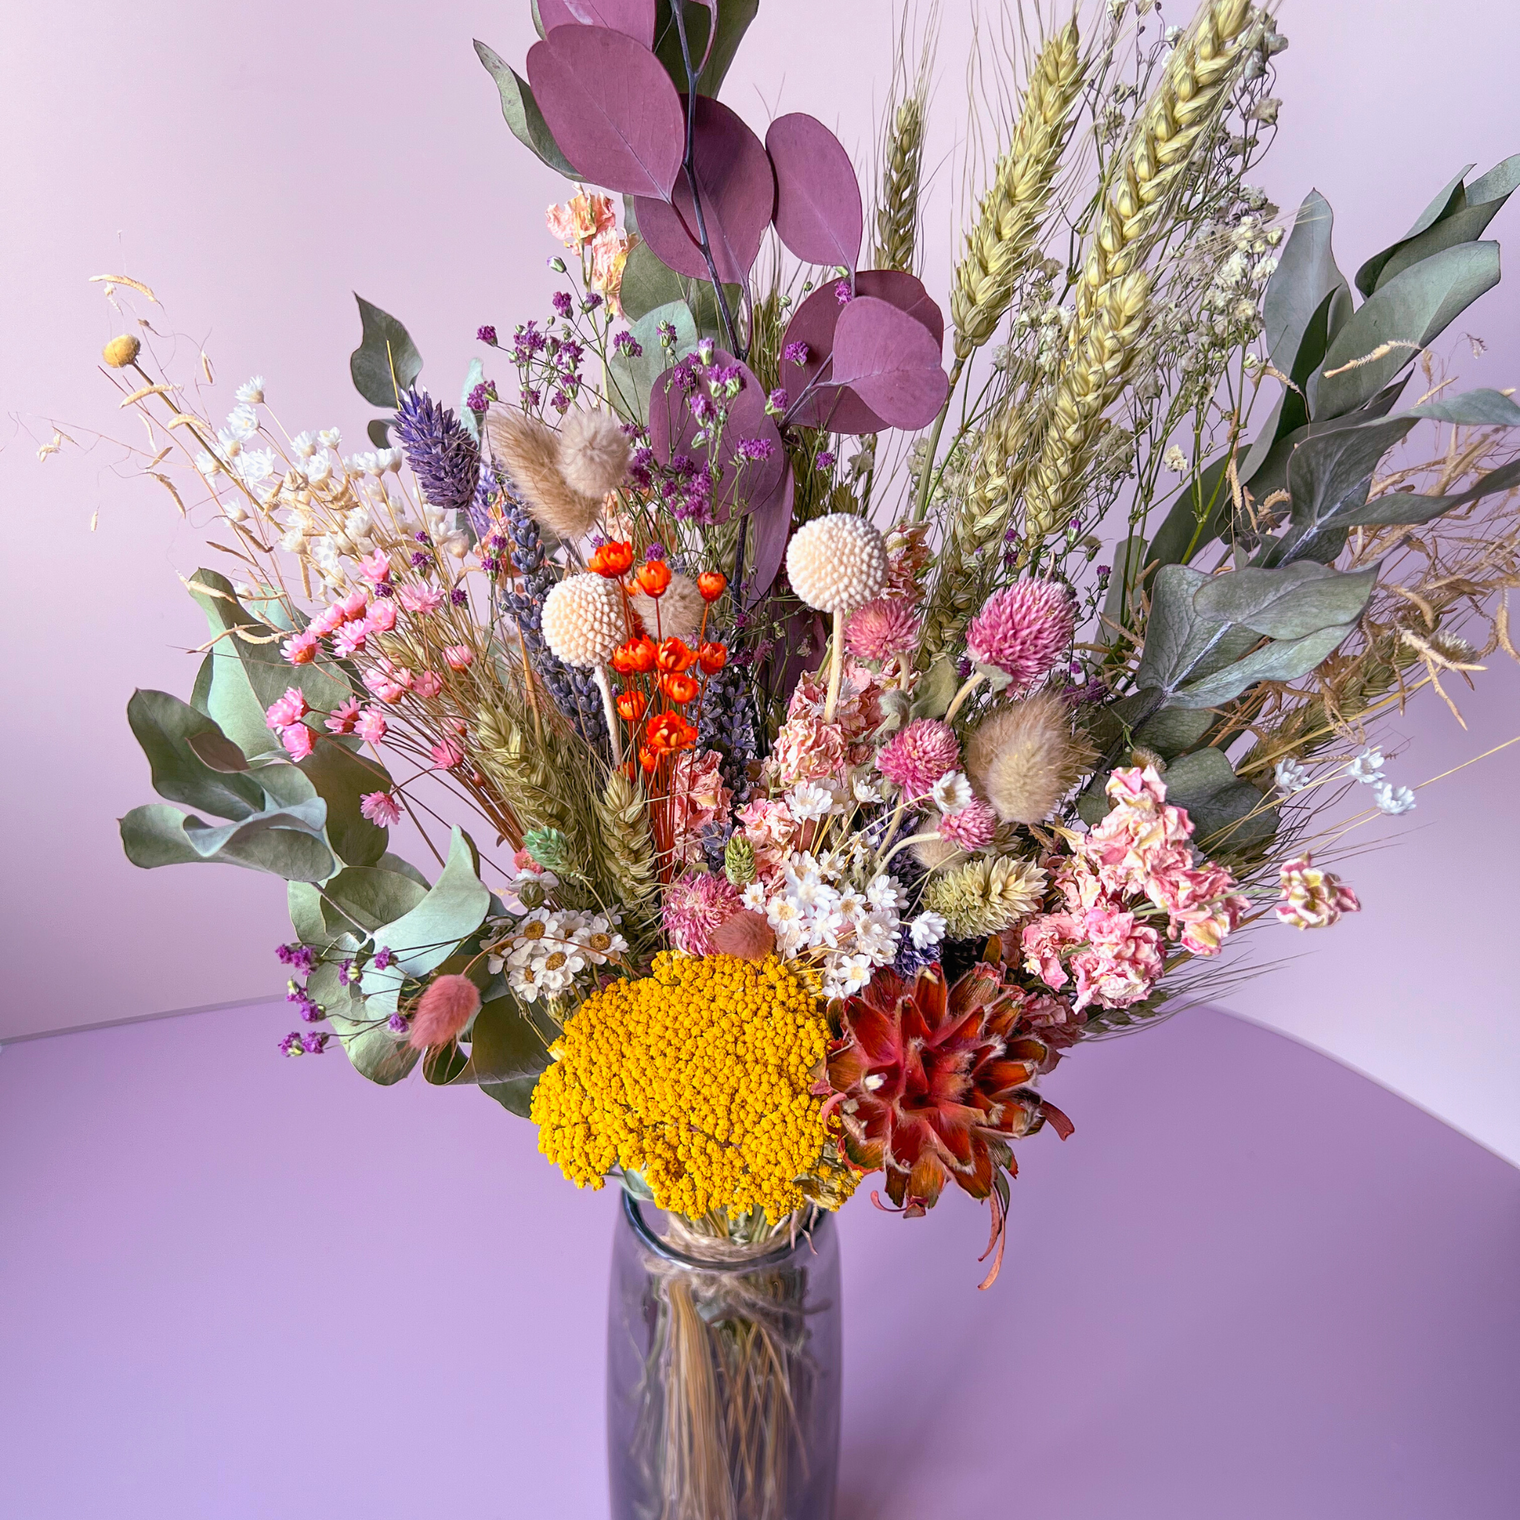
[[619, 1189, 830, 1271]]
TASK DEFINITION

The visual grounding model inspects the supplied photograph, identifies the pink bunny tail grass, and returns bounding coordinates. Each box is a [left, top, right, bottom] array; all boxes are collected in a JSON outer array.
[[407, 974, 482, 1051]]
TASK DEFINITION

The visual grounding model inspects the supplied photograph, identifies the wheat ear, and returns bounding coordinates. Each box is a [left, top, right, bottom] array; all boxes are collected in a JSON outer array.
[[875, 95, 927, 274], [593, 770, 659, 919], [950, 19, 1085, 359]]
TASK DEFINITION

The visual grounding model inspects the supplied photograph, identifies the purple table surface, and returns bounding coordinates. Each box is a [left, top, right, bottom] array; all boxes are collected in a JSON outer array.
[[2, 1001, 1516, 1519]]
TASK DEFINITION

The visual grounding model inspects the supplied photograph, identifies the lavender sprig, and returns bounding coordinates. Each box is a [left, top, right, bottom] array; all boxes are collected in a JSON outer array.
[[393, 388, 480, 517]]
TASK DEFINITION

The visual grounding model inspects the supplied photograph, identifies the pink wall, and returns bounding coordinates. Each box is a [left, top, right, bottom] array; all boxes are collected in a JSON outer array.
[[3, 2, 1518, 1153]]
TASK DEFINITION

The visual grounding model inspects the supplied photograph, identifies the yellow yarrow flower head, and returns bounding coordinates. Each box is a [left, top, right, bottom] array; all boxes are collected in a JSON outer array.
[[530, 953, 857, 1223]]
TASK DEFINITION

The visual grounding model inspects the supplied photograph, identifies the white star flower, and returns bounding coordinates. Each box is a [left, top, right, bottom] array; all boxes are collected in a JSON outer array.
[[852, 775, 884, 805], [224, 403, 260, 440], [910, 912, 947, 950], [741, 881, 768, 911], [931, 771, 972, 816], [865, 875, 908, 912], [787, 781, 837, 821], [291, 431, 318, 459], [195, 451, 220, 477], [1374, 781, 1416, 816], [318, 427, 342, 449], [1347, 748, 1385, 785], [1274, 757, 1310, 794], [235, 376, 265, 405], [304, 455, 332, 485]]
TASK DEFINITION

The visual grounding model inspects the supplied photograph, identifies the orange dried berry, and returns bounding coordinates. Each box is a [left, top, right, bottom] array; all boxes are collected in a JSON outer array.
[[592, 540, 634, 577], [697, 641, 727, 674], [613, 635, 657, 675], [616, 689, 648, 723], [636, 559, 672, 597], [661, 672, 699, 705], [656, 637, 696, 673], [697, 570, 728, 602]]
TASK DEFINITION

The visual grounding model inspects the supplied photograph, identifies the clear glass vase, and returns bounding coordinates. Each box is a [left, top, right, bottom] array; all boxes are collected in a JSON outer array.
[[607, 1192, 843, 1520]]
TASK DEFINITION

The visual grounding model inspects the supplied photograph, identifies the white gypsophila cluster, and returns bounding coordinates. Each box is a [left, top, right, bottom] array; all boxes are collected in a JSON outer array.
[[485, 906, 628, 1003], [1193, 211, 1282, 355], [738, 849, 909, 998]]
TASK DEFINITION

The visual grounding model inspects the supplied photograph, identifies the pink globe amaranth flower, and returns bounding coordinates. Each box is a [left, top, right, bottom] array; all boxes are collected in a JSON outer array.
[[407, 973, 481, 1052], [355, 707, 388, 744], [358, 548, 392, 584], [282, 629, 319, 666], [280, 722, 315, 761], [413, 671, 444, 700], [430, 739, 465, 770], [325, 698, 362, 735], [937, 796, 997, 852], [662, 871, 742, 957], [1070, 907, 1164, 1012], [1276, 855, 1361, 930], [443, 644, 474, 671], [265, 687, 308, 731], [876, 718, 961, 798], [966, 580, 1074, 686], [367, 600, 397, 633], [361, 790, 403, 826], [845, 597, 922, 663]]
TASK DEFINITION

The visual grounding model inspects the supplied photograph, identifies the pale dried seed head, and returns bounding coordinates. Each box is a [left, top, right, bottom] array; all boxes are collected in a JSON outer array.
[[485, 405, 602, 542]]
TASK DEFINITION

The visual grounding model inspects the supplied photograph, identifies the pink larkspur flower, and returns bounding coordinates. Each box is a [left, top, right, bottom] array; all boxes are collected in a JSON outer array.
[[398, 585, 444, 616], [936, 795, 997, 852], [1276, 855, 1361, 930], [662, 871, 742, 957], [669, 749, 734, 869], [358, 548, 392, 584], [360, 790, 403, 826], [1147, 859, 1248, 956], [430, 739, 465, 769], [325, 698, 362, 735], [282, 630, 319, 666], [414, 670, 444, 700], [367, 599, 397, 633], [265, 687, 308, 731], [845, 597, 922, 663], [355, 707, 388, 744], [736, 797, 800, 876], [876, 718, 960, 798], [280, 722, 315, 761], [1080, 765, 1194, 898], [966, 580, 1074, 686], [443, 644, 474, 671], [1021, 912, 1084, 990], [1069, 907, 1164, 1012], [766, 716, 848, 790]]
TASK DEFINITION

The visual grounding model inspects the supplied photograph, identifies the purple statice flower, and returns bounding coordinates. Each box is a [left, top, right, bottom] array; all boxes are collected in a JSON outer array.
[[766, 387, 788, 414], [451, 587, 469, 607], [582, 292, 603, 312], [815, 450, 836, 472], [783, 341, 810, 366], [656, 320, 678, 345], [477, 325, 498, 346], [279, 1032, 301, 1057], [287, 981, 321, 1022], [512, 320, 547, 362], [337, 959, 355, 987], [551, 389, 571, 413], [835, 279, 853, 304], [734, 437, 776, 465], [411, 551, 432, 568], [893, 935, 937, 980], [644, 542, 667, 562], [372, 947, 394, 972], [521, 387, 541, 409], [276, 942, 316, 975], [388, 1012, 409, 1034], [465, 381, 496, 413], [612, 330, 643, 358], [300, 1032, 330, 1055], [552, 290, 574, 317], [393, 388, 480, 518], [415, 531, 433, 546], [373, 582, 395, 598]]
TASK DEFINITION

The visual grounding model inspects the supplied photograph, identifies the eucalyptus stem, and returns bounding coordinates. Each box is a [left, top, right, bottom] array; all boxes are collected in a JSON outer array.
[[912, 356, 966, 522]]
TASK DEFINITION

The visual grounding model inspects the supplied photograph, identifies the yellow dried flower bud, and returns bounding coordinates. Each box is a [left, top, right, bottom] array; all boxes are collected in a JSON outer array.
[[102, 334, 141, 368]]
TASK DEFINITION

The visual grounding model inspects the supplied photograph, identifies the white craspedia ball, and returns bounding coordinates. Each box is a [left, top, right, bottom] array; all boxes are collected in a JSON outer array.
[[557, 408, 630, 498], [785, 514, 888, 615], [541, 573, 624, 667]]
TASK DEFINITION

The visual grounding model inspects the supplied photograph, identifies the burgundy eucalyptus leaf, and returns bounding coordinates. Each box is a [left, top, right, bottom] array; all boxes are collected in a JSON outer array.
[[778, 272, 943, 434], [647, 349, 785, 521], [634, 96, 776, 284], [527, 27, 684, 199], [829, 295, 949, 430], [538, 0, 657, 46], [745, 462, 796, 605], [684, 0, 719, 74], [765, 112, 864, 270]]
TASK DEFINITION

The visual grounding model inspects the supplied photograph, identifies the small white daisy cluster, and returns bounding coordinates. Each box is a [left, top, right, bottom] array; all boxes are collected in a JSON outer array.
[[484, 906, 628, 1003], [739, 848, 945, 999], [1275, 748, 1416, 816]]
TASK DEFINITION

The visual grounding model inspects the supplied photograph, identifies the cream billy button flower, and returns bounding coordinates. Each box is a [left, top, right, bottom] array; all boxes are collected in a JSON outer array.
[[541, 573, 624, 668], [785, 514, 888, 615]]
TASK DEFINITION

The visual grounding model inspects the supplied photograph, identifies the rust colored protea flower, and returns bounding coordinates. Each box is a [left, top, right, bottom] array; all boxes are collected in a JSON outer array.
[[826, 963, 1074, 1233]]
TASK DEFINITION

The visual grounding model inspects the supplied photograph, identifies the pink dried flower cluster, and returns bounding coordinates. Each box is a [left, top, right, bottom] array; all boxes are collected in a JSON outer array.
[[937, 796, 997, 851], [668, 749, 734, 868], [876, 719, 960, 798], [966, 580, 1074, 687], [1276, 855, 1361, 929], [734, 796, 801, 877], [882, 519, 934, 604], [360, 790, 403, 827], [1020, 767, 1250, 1011], [763, 660, 887, 790], [662, 871, 743, 956], [845, 597, 922, 663], [264, 686, 316, 760]]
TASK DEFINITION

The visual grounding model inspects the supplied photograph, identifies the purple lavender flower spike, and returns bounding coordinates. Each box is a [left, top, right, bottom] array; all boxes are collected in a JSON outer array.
[[393, 388, 480, 519]]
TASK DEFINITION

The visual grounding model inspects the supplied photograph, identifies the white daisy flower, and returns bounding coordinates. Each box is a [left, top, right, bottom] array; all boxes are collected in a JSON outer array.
[[235, 376, 265, 405], [931, 771, 972, 816]]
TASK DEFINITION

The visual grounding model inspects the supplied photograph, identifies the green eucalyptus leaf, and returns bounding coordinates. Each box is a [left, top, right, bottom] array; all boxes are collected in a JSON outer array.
[[296, 740, 390, 867], [319, 864, 430, 938], [1100, 534, 1149, 634], [377, 852, 430, 888], [1169, 621, 1356, 709], [126, 689, 264, 820], [1263, 189, 1352, 379], [424, 1040, 472, 1085], [1162, 749, 1278, 852], [186, 729, 251, 774], [319, 963, 419, 1087], [651, 0, 758, 97], [474, 39, 577, 177], [1133, 566, 1257, 700], [1132, 707, 1215, 760], [288, 881, 329, 947], [121, 803, 206, 868], [121, 799, 338, 881], [606, 299, 700, 424], [910, 655, 960, 720], [1146, 459, 1230, 572], [349, 294, 423, 410], [1407, 388, 1520, 426], [1340, 454, 1520, 529], [468, 996, 553, 1089], [1316, 242, 1500, 419], [1192, 561, 1379, 640], [619, 241, 742, 334], [367, 418, 392, 449], [458, 358, 485, 443]]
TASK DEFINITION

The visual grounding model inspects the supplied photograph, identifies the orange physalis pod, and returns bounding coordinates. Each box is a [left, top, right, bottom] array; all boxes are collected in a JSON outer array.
[[661, 672, 699, 705], [636, 559, 672, 597]]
